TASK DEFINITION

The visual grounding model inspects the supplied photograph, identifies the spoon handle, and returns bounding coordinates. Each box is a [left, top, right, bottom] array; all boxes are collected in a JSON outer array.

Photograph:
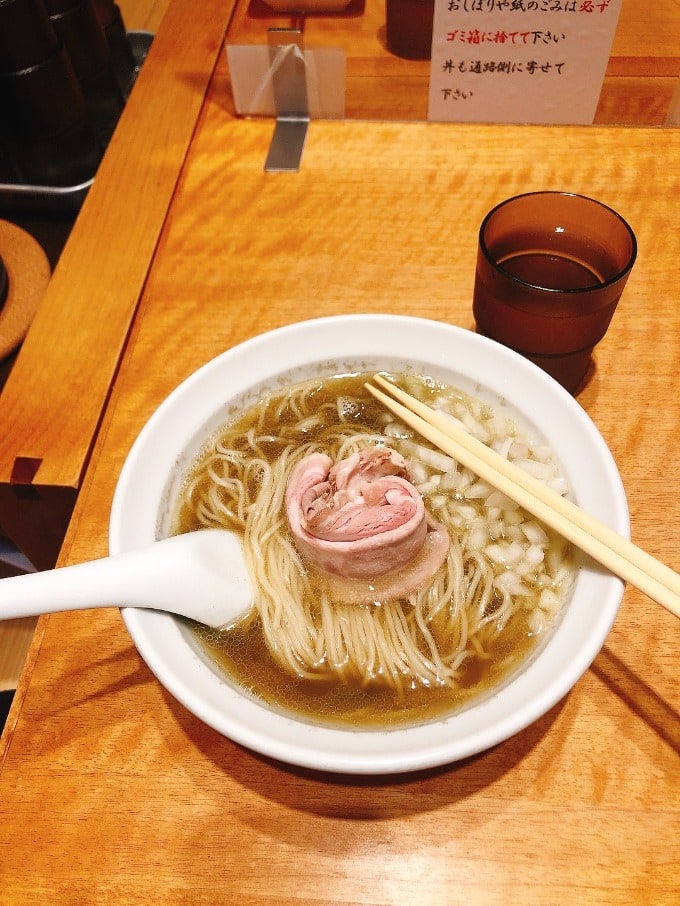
[[0, 544, 180, 619], [0, 531, 250, 627]]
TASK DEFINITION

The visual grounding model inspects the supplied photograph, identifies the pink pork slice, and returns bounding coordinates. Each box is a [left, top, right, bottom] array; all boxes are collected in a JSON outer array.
[[285, 447, 450, 601]]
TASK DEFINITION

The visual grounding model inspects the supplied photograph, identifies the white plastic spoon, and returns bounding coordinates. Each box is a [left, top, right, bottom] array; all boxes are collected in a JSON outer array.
[[0, 529, 253, 629]]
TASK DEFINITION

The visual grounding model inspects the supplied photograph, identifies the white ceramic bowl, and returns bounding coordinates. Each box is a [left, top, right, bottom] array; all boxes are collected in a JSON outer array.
[[110, 315, 628, 774]]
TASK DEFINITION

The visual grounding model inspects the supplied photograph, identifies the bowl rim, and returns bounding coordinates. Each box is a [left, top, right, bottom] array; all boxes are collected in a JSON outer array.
[[111, 314, 629, 774]]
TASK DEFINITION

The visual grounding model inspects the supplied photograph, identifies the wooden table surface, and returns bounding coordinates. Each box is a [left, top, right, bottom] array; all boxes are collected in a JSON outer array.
[[1, 0, 679, 902], [225, 0, 680, 123], [0, 0, 678, 568]]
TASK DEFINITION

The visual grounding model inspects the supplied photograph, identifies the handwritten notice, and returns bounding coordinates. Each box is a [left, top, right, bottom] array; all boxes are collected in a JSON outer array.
[[428, 0, 623, 125]]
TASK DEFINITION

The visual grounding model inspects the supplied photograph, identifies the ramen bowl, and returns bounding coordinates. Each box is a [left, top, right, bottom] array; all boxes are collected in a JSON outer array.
[[110, 315, 628, 774]]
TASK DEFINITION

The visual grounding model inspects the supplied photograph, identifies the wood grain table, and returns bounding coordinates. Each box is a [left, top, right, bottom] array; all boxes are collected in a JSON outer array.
[[0, 0, 677, 569], [0, 0, 679, 901], [227, 0, 680, 123]]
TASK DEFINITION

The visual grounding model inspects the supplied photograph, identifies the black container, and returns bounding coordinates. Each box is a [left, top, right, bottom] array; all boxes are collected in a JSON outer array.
[[0, 0, 59, 73], [48, 0, 112, 79], [48, 0, 124, 146], [6, 121, 102, 185], [102, 4, 137, 97], [90, 0, 115, 25], [0, 42, 102, 185], [43, 0, 77, 12], [0, 42, 87, 138], [0, 256, 8, 307], [0, 140, 17, 182]]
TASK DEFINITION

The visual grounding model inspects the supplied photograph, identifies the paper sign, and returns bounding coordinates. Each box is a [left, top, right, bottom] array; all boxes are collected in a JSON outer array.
[[428, 0, 623, 125], [227, 45, 345, 119]]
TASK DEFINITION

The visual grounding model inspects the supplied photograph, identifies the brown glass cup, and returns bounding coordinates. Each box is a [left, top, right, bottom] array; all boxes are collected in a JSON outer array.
[[385, 0, 434, 61], [472, 192, 637, 393]]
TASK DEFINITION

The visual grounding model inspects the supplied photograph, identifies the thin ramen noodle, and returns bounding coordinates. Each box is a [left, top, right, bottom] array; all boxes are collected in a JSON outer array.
[[173, 372, 575, 728]]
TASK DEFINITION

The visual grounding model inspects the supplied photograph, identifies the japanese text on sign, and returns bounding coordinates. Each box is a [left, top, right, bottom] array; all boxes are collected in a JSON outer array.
[[446, 1, 612, 12], [428, 0, 622, 123]]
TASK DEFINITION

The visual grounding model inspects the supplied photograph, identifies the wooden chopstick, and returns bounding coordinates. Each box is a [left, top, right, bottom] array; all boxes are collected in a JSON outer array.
[[366, 373, 680, 620]]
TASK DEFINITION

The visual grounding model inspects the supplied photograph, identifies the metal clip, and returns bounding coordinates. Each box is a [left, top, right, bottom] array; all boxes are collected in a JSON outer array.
[[264, 27, 309, 173]]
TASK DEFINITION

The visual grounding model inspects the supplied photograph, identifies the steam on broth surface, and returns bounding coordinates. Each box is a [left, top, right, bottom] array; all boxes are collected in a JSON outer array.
[[173, 372, 575, 729]]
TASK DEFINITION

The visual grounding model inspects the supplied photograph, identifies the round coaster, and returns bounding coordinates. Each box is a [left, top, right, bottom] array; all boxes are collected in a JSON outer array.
[[0, 219, 51, 362]]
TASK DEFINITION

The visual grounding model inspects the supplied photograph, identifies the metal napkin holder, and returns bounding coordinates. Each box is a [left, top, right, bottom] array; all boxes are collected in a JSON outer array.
[[227, 28, 345, 172], [265, 28, 309, 172]]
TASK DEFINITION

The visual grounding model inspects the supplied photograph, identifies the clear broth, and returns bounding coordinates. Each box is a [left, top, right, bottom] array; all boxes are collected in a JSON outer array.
[[499, 250, 604, 290], [176, 374, 572, 730], [191, 613, 540, 729]]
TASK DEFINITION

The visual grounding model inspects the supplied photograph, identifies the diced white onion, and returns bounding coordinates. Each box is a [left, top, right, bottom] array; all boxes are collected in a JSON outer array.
[[504, 525, 524, 543], [503, 511, 524, 526], [548, 478, 569, 496], [485, 490, 519, 510], [524, 544, 546, 568], [439, 469, 462, 491], [466, 481, 492, 499], [495, 571, 531, 596], [521, 521, 549, 545], [456, 504, 479, 522], [539, 588, 561, 613], [491, 437, 513, 460], [514, 459, 556, 481], [415, 476, 441, 495], [509, 441, 531, 461], [485, 541, 524, 567], [385, 376, 572, 635], [401, 440, 457, 473], [527, 608, 546, 634], [532, 445, 554, 462], [466, 526, 489, 550]]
